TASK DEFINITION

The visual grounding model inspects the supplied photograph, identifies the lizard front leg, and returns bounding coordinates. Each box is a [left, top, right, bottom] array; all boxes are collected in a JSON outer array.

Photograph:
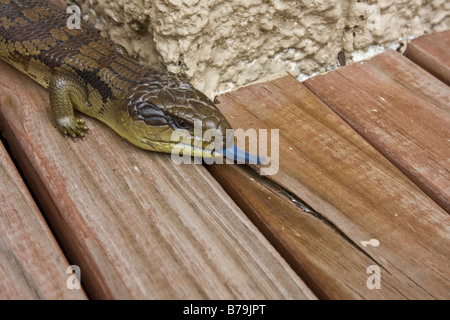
[[49, 72, 90, 137]]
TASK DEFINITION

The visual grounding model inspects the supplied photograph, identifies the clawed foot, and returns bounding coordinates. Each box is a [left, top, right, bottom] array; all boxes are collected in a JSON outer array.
[[56, 117, 89, 138]]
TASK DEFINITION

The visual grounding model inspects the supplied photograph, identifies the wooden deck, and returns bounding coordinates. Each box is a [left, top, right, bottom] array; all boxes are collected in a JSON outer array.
[[0, 30, 449, 300]]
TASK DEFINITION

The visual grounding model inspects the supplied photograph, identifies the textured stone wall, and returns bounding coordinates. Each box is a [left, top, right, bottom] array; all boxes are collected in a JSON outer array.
[[66, 0, 449, 97]]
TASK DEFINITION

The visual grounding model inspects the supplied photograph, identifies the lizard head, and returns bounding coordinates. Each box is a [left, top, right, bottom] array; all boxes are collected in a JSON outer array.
[[119, 72, 233, 158]]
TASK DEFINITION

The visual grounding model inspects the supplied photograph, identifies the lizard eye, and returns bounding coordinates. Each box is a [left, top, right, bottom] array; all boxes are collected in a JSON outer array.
[[173, 117, 192, 129]]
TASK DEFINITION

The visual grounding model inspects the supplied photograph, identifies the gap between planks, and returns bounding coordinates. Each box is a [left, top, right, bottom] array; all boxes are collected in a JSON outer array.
[[0, 138, 87, 299]]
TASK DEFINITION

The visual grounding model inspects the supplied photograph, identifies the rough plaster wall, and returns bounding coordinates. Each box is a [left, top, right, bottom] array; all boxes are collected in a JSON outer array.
[[67, 0, 450, 97]]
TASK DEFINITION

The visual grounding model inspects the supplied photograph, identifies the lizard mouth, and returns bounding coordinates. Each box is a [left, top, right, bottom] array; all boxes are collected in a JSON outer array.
[[165, 141, 265, 164], [138, 133, 264, 163], [139, 138, 219, 158]]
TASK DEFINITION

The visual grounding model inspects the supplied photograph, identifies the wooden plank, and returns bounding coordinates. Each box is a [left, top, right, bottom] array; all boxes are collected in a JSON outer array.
[[213, 72, 450, 299], [405, 30, 450, 85], [304, 50, 450, 212], [0, 139, 87, 299], [207, 164, 397, 300], [0, 60, 314, 300]]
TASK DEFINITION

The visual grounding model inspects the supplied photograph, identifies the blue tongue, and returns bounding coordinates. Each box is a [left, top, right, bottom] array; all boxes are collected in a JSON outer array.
[[219, 144, 265, 165]]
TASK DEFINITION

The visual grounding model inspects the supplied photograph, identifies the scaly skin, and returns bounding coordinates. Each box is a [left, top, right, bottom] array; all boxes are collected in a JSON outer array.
[[0, 0, 232, 156]]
